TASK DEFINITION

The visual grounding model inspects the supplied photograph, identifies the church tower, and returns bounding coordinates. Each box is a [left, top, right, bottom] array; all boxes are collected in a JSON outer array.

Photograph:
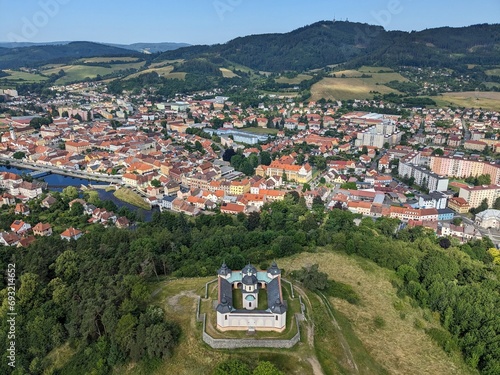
[[9, 124, 16, 141], [241, 264, 258, 310]]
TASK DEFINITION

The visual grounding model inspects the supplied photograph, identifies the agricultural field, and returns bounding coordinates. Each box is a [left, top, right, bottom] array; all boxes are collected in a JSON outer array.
[[485, 68, 500, 76], [219, 68, 239, 78], [115, 250, 473, 375], [311, 66, 407, 100], [40, 61, 146, 84], [0, 69, 48, 83], [149, 59, 185, 68], [124, 65, 175, 79], [433, 91, 500, 111]]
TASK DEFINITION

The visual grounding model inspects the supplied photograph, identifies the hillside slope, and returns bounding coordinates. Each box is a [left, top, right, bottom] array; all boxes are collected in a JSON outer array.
[[157, 21, 500, 71]]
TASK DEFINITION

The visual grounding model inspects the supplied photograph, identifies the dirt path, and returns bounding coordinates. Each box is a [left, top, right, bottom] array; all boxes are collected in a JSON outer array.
[[318, 291, 359, 374], [293, 285, 325, 375]]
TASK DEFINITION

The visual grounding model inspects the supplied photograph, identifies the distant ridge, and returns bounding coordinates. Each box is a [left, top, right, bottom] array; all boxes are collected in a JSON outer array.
[[0, 41, 190, 54], [0, 41, 139, 69]]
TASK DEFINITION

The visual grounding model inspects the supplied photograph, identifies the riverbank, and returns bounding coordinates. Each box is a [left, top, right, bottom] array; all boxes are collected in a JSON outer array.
[[0, 157, 123, 184], [114, 187, 151, 210], [0, 164, 157, 221]]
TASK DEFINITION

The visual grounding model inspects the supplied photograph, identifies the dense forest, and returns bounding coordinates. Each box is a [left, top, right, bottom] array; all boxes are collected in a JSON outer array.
[[0, 42, 140, 70], [157, 21, 500, 71], [0, 193, 499, 374]]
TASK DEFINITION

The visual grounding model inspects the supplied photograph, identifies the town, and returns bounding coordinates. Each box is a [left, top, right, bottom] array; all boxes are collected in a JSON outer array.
[[0, 83, 500, 249]]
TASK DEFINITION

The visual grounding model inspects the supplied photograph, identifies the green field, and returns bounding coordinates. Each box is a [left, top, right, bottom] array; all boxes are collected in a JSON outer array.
[[219, 68, 239, 78], [311, 66, 407, 100], [124, 65, 174, 79], [1, 69, 48, 83], [485, 68, 500, 76], [41, 61, 146, 84], [276, 74, 313, 84], [149, 59, 185, 68], [433, 91, 500, 111], [113, 187, 151, 210]]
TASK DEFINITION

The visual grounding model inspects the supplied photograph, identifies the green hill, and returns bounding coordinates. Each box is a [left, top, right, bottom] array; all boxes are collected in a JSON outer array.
[[156, 21, 500, 72], [106, 251, 475, 375], [0, 41, 140, 69]]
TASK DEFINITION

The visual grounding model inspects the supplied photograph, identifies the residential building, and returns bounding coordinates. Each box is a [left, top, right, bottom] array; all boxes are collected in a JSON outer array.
[[398, 163, 449, 192], [33, 222, 53, 236], [448, 197, 470, 213], [459, 184, 500, 208], [430, 156, 500, 184], [60, 227, 83, 241], [10, 220, 31, 234]]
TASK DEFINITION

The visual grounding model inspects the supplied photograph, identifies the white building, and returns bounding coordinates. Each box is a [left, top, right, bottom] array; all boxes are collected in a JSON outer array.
[[355, 119, 402, 149], [398, 163, 449, 192], [216, 263, 287, 332], [475, 209, 500, 229]]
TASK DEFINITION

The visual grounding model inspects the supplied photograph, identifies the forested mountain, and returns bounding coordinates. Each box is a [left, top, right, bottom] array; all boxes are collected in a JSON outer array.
[[1, 21, 498, 72], [156, 21, 500, 71], [0, 42, 141, 69]]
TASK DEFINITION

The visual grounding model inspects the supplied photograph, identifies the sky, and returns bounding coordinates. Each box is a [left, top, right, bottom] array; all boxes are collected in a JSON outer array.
[[0, 0, 499, 45]]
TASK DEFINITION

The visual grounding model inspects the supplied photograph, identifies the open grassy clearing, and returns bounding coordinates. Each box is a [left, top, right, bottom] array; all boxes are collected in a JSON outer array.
[[41, 62, 146, 84], [279, 251, 476, 375], [358, 66, 396, 73], [334, 70, 407, 82], [484, 82, 500, 89], [224, 61, 255, 74], [311, 77, 401, 101], [124, 65, 174, 79], [80, 56, 141, 63], [113, 187, 151, 210], [1, 69, 48, 82], [43, 343, 77, 374], [275, 74, 313, 84], [40, 63, 65, 70], [485, 68, 500, 76], [311, 67, 407, 100], [219, 68, 239, 78], [165, 72, 187, 80], [433, 91, 500, 111]]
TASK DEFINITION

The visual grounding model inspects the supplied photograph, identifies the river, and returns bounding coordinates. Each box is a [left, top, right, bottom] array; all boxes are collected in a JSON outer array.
[[0, 165, 158, 221]]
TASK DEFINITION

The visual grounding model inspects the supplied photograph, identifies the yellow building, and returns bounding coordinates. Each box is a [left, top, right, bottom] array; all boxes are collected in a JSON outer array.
[[229, 179, 250, 195], [256, 161, 312, 183]]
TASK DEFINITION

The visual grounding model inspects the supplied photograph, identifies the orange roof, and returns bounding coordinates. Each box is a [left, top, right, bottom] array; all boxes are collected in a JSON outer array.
[[33, 222, 51, 231], [61, 227, 82, 237]]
